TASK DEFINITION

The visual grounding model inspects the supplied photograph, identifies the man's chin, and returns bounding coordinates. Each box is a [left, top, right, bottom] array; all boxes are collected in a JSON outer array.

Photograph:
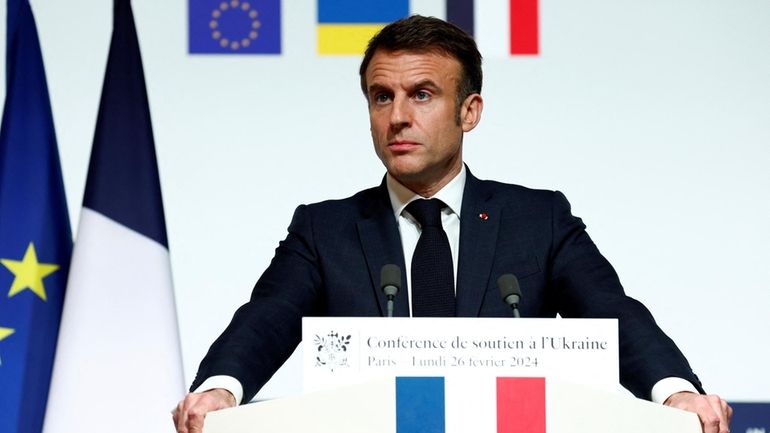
[[385, 164, 423, 184]]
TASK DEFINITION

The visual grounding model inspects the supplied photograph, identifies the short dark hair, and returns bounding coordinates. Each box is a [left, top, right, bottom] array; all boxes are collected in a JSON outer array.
[[359, 15, 483, 104]]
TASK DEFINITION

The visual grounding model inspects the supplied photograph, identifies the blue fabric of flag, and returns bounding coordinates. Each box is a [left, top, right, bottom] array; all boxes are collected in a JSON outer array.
[[189, 0, 281, 54], [318, 0, 409, 23], [83, 0, 168, 247], [0, 0, 72, 432], [396, 376, 446, 433], [447, 0, 474, 37]]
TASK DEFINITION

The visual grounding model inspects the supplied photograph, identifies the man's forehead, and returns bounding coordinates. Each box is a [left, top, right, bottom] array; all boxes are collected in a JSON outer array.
[[368, 48, 459, 66], [365, 49, 461, 86]]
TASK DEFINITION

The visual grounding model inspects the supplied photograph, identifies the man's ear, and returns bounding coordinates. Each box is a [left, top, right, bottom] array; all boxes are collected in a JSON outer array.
[[459, 93, 483, 132]]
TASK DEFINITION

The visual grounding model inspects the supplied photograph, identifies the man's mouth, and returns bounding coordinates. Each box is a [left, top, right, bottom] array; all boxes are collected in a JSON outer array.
[[388, 140, 419, 151]]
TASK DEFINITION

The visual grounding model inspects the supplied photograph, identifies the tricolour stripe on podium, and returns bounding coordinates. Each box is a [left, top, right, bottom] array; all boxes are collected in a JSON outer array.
[[497, 377, 546, 433], [397, 377, 446, 433]]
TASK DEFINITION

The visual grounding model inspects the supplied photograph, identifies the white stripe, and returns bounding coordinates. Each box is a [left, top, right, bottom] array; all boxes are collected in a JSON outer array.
[[445, 375, 497, 433], [410, 0, 447, 19], [43, 208, 184, 433], [476, 0, 510, 57]]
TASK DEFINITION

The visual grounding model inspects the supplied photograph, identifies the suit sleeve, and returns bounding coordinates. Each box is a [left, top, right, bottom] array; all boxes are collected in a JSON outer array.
[[190, 204, 324, 403], [548, 191, 704, 399]]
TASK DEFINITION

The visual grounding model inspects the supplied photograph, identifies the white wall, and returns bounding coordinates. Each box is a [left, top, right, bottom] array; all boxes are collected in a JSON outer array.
[[4, 0, 767, 401]]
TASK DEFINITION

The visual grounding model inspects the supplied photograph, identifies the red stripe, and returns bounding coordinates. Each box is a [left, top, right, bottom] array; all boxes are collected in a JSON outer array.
[[497, 377, 546, 433], [509, 0, 539, 55]]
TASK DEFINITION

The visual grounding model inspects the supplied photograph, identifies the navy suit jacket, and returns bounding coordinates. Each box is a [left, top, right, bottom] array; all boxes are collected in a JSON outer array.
[[192, 170, 703, 402]]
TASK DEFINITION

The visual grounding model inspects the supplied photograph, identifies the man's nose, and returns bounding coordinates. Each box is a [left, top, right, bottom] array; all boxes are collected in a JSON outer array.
[[389, 96, 411, 129]]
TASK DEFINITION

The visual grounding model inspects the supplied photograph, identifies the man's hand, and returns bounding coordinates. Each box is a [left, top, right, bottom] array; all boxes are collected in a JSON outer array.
[[664, 392, 733, 433], [173, 388, 237, 433]]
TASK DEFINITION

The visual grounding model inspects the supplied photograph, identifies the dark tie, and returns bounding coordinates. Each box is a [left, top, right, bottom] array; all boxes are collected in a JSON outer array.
[[406, 199, 456, 317]]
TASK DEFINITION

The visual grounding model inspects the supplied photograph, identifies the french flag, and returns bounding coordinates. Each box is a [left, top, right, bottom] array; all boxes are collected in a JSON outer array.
[[42, 1, 184, 432], [397, 377, 546, 433], [411, 0, 540, 56]]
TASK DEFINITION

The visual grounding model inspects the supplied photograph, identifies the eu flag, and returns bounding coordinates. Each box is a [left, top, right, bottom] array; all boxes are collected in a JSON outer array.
[[189, 0, 281, 54], [0, 1, 72, 432]]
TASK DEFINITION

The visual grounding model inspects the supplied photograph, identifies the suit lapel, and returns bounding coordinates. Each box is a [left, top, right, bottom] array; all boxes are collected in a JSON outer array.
[[456, 171, 501, 316], [356, 181, 410, 317]]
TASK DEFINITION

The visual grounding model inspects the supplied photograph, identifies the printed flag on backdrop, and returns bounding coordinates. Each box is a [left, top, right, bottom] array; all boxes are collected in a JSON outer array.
[[317, 0, 409, 55], [42, 1, 184, 432], [189, 0, 281, 54], [411, 0, 540, 56], [0, 0, 72, 432]]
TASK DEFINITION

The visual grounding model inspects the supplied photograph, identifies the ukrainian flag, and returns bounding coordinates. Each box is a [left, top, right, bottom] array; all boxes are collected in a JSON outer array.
[[317, 0, 409, 55]]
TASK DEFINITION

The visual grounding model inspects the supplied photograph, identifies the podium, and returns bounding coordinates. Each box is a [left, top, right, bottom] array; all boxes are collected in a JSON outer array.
[[202, 318, 701, 432], [203, 377, 701, 433]]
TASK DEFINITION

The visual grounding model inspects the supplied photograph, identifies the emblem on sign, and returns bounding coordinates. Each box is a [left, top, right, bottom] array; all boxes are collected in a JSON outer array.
[[314, 331, 351, 372]]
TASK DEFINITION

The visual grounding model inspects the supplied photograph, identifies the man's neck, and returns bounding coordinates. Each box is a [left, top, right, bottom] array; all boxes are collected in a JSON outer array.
[[392, 165, 463, 198], [386, 165, 466, 219]]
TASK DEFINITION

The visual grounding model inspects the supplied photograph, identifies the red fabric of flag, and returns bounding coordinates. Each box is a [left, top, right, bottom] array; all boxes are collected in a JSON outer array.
[[509, 0, 539, 54]]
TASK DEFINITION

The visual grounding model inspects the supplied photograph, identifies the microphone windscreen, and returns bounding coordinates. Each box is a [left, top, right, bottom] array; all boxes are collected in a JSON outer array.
[[497, 273, 521, 300], [380, 264, 401, 292]]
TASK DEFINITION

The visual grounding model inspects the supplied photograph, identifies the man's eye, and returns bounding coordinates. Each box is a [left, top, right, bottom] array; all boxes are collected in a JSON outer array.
[[374, 93, 391, 104], [415, 91, 430, 101]]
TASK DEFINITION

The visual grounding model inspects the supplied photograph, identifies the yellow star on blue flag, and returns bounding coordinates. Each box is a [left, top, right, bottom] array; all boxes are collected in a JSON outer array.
[[0, 327, 15, 366], [2, 242, 60, 301]]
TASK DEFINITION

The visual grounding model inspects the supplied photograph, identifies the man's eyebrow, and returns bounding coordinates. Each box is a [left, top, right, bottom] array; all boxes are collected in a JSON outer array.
[[411, 79, 440, 91], [367, 83, 390, 95], [366, 79, 442, 97]]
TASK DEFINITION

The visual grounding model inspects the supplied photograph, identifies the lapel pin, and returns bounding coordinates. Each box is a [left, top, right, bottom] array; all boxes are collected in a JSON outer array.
[[479, 212, 489, 221]]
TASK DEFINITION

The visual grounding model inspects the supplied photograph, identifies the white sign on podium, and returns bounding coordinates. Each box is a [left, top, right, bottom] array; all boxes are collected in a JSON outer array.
[[302, 317, 619, 393]]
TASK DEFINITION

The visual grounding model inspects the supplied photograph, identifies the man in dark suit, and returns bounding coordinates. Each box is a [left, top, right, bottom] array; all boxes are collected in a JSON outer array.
[[174, 15, 731, 433]]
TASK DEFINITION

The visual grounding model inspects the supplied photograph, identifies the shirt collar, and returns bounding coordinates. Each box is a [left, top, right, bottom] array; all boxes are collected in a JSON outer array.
[[386, 165, 466, 219]]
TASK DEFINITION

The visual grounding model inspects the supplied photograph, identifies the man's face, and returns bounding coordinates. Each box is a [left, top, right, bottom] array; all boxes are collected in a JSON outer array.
[[364, 49, 482, 195]]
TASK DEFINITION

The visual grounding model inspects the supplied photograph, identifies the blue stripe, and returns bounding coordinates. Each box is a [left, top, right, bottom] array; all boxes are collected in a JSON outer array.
[[318, 0, 409, 24], [396, 377, 445, 433], [447, 0, 474, 37], [83, 0, 168, 247]]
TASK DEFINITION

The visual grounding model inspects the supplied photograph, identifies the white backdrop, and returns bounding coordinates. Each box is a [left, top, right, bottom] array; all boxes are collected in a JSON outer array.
[[2, 0, 768, 401]]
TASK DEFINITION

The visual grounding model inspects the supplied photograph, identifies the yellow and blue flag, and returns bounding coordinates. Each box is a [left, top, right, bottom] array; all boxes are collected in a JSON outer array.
[[317, 0, 409, 55], [0, 1, 72, 432], [189, 0, 281, 54]]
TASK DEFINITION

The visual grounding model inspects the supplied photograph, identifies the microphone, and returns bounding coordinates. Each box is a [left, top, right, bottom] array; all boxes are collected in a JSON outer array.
[[497, 274, 522, 318], [380, 264, 401, 318]]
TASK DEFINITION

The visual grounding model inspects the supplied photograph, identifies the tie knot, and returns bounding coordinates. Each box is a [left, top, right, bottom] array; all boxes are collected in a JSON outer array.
[[406, 198, 445, 228]]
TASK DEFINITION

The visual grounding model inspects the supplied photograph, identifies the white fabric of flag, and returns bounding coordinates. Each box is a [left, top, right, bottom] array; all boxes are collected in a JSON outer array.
[[43, 210, 183, 432]]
